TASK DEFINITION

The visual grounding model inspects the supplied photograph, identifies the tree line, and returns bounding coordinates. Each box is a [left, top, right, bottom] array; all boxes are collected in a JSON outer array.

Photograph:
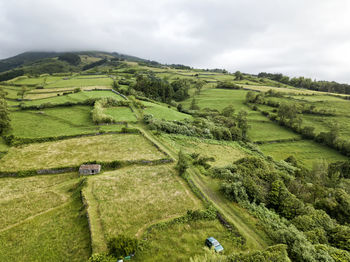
[[258, 72, 350, 95]]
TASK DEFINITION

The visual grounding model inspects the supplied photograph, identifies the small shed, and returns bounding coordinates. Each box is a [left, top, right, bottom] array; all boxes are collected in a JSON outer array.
[[79, 164, 101, 175]]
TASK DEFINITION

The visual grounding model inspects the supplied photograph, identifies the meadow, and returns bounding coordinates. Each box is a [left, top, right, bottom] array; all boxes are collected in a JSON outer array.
[[83, 164, 202, 253], [248, 120, 301, 142], [104, 106, 137, 122], [142, 101, 191, 121], [9, 106, 97, 138], [259, 140, 347, 168], [137, 219, 240, 261], [158, 134, 248, 167], [0, 134, 166, 171], [0, 173, 90, 262]]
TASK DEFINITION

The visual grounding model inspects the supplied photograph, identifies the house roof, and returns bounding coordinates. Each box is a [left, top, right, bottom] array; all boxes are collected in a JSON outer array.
[[79, 164, 101, 170]]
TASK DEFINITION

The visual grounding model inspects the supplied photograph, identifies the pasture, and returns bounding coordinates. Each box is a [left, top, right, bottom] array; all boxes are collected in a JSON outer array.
[[22, 90, 123, 106], [248, 120, 301, 142], [0, 134, 166, 171], [83, 164, 202, 252], [9, 106, 97, 138], [0, 173, 90, 262], [158, 134, 248, 167], [137, 219, 240, 261], [45, 75, 113, 88], [259, 140, 347, 169], [104, 107, 137, 122], [142, 101, 191, 121]]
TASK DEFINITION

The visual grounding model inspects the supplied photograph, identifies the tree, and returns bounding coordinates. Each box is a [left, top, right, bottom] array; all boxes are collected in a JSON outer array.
[[221, 105, 235, 117], [234, 71, 244, 81], [237, 110, 249, 139], [176, 150, 189, 176], [190, 97, 199, 110], [194, 80, 205, 94], [0, 98, 10, 135], [17, 86, 29, 100], [112, 80, 119, 90]]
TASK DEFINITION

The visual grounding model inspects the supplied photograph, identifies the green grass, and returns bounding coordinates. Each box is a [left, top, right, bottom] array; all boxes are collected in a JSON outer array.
[[10, 106, 97, 138], [22, 90, 123, 106], [142, 101, 191, 121], [182, 88, 251, 112], [259, 140, 348, 169], [248, 121, 301, 142], [0, 134, 166, 171], [158, 134, 248, 167], [104, 107, 137, 122], [0, 173, 91, 261], [137, 219, 241, 261], [83, 164, 202, 252], [45, 76, 113, 88]]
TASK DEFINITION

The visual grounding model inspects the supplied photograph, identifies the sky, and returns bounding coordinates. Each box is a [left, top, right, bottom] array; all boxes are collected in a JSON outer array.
[[1, 0, 350, 83]]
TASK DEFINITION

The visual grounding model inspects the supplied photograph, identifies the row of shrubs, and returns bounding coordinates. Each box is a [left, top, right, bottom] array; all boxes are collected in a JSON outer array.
[[0, 158, 172, 178], [3, 128, 140, 146]]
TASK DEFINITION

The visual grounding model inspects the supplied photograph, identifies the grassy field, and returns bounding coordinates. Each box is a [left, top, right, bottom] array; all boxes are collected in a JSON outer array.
[[182, 88, 251, 112], [0, 134, 166, 171], [142, 101, 191, 121], [259, 140, 348, 168], [45, 76, 113, 88], [83, 164, 202, 252], [248, 120, 301, 142], [22, 90, 123, 107], [137, 219, 240, 261], [10, 106, 97, 138], [104, 107, 137, 122], [158, 134, 248, 167], [0, 173, 91, 262]]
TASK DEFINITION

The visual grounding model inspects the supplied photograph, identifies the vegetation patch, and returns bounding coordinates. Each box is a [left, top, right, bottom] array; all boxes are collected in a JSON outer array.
[[259, 140, 347, 169], [0, 134, 166, 171], [83, 164, 202, 253], [0, 173, 91, 262]]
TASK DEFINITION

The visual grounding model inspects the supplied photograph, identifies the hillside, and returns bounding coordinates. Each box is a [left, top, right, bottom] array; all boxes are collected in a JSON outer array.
[[0, 53, 350, 261]]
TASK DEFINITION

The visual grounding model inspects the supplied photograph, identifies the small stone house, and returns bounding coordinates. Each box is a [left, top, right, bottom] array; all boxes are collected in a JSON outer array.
[[79, 164, 101, 175]]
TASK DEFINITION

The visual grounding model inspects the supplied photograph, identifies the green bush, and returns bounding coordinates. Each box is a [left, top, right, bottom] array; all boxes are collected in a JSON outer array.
[[107, 235, 138, 258]]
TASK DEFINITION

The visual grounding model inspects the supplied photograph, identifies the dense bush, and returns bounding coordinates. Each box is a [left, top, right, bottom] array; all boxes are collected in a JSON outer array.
[[216, 81, 241, 90], [107, 235, 138, 258]]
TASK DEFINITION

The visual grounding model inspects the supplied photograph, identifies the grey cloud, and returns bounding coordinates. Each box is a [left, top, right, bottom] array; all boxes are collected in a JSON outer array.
[[1, 0, 350, 82]]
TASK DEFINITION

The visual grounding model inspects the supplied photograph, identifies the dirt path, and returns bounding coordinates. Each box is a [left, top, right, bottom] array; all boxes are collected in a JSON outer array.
[[140, 126, 270, 250], [0, 200, 71, 234]]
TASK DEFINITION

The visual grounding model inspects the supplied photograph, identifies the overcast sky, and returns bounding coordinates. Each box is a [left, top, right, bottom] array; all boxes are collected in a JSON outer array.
[[1, 0, 350, 82]]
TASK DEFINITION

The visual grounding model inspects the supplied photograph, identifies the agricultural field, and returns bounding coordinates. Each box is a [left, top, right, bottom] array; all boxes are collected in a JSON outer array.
[[0, 134, 166, 171], [182, 88, 251, 112], [9, 106, 97, 138], [104, 106, 137, 122], [83, 164, 202, 253], [45, 75, 113, 88], [22, 90, 123, 106], [259, 140, 347, 168], [248, 120, 301, 142], [0, 173, 90, 262], [2, 53, 350, 261], [137, 219, 240, 261], [158, 134, 248, 167], [142, 101, 191, 121]]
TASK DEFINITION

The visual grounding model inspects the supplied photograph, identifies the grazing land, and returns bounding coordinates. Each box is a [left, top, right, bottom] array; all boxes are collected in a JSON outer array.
[[0, 134, 166, 171], [1, 51, 350, 261], [0, 173, 90, 262], [83, 164, 202, 253]]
